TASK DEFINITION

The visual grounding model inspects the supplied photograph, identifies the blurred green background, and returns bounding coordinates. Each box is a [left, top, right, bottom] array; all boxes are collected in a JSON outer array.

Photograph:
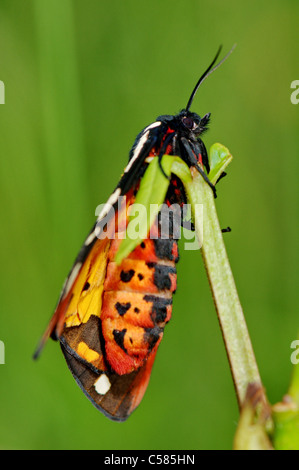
[[0, 0, 298, 450]]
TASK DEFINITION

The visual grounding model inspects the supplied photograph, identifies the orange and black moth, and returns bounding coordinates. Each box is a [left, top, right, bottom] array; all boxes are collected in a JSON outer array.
[[34, 46, 233, 421]]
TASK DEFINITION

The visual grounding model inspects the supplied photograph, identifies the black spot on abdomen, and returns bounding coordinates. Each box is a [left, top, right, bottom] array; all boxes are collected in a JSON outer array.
[[120, 269, 135, 283], [143, 295, 172, 324], [153, 264, 176, 290], [113, 328, 127, 353], [154, 238, 179, 263], [144, 326, 163, 351], [115, 302, 131, 316]]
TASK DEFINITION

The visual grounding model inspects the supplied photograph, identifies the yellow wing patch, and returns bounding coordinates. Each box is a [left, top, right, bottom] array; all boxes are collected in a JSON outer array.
[[77, 341, 100, 363], [65, 237, 111, 328]]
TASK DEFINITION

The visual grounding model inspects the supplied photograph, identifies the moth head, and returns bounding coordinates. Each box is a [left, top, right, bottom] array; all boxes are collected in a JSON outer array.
[[179, 110, 211, 136]]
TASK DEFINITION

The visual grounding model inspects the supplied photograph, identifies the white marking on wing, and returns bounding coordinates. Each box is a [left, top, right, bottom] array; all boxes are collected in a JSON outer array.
[[85, 231, 96, 246], [62, 262, 82, 298], [97, 187, 121, 221], [94, 374, 111, 395], [124, 121, 161, 174]]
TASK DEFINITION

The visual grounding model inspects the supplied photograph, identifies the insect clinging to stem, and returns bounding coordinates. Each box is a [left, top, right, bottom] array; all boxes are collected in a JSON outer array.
[[34, 44, 235, 421]]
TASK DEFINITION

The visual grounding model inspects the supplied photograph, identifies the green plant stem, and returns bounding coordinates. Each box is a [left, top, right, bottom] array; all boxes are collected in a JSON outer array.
[[185, 168, 262, 407]]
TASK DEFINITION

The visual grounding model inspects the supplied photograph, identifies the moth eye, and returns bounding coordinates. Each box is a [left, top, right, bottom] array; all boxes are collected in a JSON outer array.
[[182, 116, 197, 130]]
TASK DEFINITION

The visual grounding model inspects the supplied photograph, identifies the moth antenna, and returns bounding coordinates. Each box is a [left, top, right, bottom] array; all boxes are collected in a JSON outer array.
[[185, 44, 237, 112]]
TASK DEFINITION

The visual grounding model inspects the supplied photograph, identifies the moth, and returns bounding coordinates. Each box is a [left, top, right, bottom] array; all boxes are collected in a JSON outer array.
[[34, 46, 234, 421]]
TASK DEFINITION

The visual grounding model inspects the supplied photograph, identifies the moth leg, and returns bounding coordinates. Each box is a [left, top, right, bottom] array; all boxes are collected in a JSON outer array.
[[180, 137, 217, 199], [181, 219, 195, 231], [216, 171, 227, 184], [197, 138, 210, 173], [157, 132, 176, 180]]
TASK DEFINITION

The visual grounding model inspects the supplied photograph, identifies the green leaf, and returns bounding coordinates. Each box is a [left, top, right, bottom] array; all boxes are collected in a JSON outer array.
[[115, 145, 232, 266], [208, 143, 233, 185], [178, 146, 261, 409], [171, 157, 193, 184], [114, 156, 174, 264], [272, 402, 299, 450]]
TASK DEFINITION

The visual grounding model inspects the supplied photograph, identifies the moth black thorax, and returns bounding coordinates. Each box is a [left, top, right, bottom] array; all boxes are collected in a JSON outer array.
[[158, 109, 211, 173], [128, 108, 211, 182], [157, 109, 210, 139]]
